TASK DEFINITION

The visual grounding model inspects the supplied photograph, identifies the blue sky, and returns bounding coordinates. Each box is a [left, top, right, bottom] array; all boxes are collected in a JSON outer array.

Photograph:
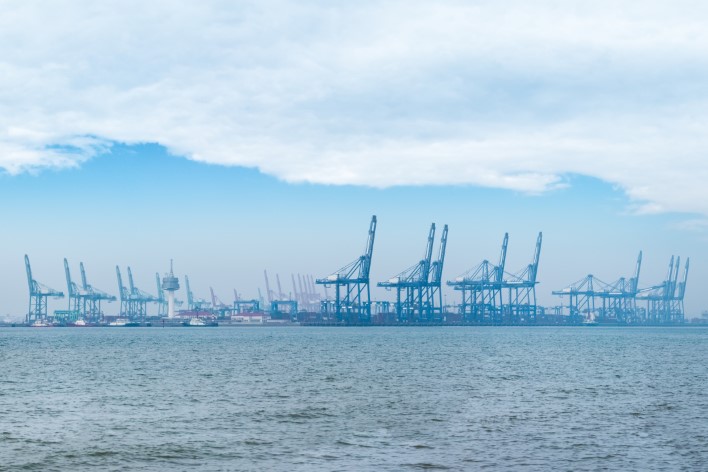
[[1, 1, 707, 318]]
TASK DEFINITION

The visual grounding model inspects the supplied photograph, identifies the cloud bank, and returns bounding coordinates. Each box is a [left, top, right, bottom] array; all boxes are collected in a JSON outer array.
[[2, 1, 708, 214]]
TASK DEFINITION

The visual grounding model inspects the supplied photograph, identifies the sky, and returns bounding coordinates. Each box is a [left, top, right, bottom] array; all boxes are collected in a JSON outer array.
[[1, 1, 707, 319]]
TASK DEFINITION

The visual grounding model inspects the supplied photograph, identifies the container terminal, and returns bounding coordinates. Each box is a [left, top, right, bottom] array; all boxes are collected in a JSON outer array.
[[18, 215, 689, 327]]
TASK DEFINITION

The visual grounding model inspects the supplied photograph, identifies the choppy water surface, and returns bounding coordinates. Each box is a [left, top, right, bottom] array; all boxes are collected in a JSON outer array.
[[1, 327, 707, 471]]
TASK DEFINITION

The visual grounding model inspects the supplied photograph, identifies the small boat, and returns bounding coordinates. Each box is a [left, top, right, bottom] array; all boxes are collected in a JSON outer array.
[[30, 320, 50, 327], [108, 319, 139, 327], [184, 317, 206, 327]]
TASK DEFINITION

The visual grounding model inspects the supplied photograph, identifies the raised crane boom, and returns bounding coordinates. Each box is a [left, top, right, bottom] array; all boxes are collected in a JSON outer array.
[[631, 251, 643, 293], [420, 223, 436, 283], [530, 232, 542, 283], [361, 215, 377, 280], [496, 233, 509, 283], [25, 255, 64, 324], [264, 270, 273, 304], [678, 258, 690, 299], [317, 215, 377, 323]]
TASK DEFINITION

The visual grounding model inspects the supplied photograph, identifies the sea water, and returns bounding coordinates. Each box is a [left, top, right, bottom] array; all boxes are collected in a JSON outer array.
[[1, 326, 707, 471]]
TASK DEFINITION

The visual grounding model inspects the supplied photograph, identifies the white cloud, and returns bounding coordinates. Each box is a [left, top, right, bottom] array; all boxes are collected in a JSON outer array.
[[2, 1, 708, 214]]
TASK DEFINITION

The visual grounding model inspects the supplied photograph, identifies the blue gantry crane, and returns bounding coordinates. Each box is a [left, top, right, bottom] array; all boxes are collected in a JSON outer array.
[[210, 287, 232, 318], [25, 254, 64, 324], [502, 232, 542, 323], [64, 258, 88, 320], [595, 251, 643, 323], [116, 266, 156, 321], [185, 275, 210, 312], [317, 215, 377, 324], [427, 224, 448, 317], [64, 258, 116, 323], [378, 223, 438, 323], [116, 266, 132, 318], [448, 233, 508, 323], [552, 252, 689, 325], [80, 261, 116, 321], [448, 232, 541, 324], [637, 255, 689, 323], [127, 267, 158, 321]]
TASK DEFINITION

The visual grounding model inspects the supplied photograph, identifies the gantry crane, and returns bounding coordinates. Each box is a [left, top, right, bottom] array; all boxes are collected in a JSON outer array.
[[25, 254, 64, 324], [80, 261, 115, 322], [185, 275, 209, 311], [427, 224, 448, 317], [502, 232, 542, 323], [637, 255, 689, 323], [317, 215, 377, 324], [448, 233, 508, 323], [378, 223, 437, 323]]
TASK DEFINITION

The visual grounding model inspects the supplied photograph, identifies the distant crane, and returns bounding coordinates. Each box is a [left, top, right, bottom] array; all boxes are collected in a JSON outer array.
[[125, 266, 157, 321], [596, 251, 643, 323], [317, 215, 377, 324], [554, 251, 649, 324], [503, 232, 542, 323], [448, 233, 508, 323], [116, 266, 133, 318], [264, 270, 274, 304], [25, 254, 64, 324], [637, 255, 689, 323], [65, 258, 88, 319], [210, 287, 231, 318], [185, 275, 209, 311], [65, 258, 115, 322], [378, 223, 438, 323], [427, 224, 448, 317], [79, 262, 115, 321]]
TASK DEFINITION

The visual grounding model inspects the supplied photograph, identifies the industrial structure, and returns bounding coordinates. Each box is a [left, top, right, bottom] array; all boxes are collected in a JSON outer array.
[[553, 253, 688, 324], [447, 232, 542, 324], [234, 296, 261, 314], [18, 224, 692, 326], [552, 252, 642, 324], [25, 254, 64, 324], [637, 256, 689, 323], [209, 287, 232, 318], [378, 223, 448, 323], [63, 258, 116, 322], [184, 275, 209, 312], [317, 215, 377, 324], [116, 266, 157, 321]]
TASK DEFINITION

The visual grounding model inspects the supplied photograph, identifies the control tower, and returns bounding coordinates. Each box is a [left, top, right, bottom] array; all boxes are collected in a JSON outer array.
[[161, 260, 180, 318]]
